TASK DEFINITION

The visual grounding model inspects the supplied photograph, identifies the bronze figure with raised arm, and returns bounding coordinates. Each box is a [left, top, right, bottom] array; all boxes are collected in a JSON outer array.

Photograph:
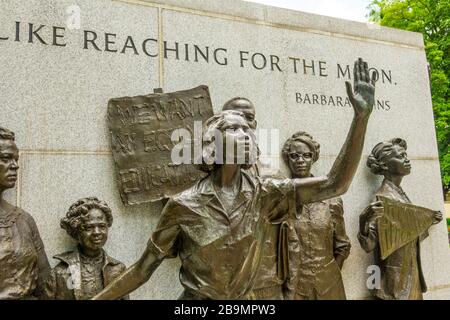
[[93, 58, 376, 300]]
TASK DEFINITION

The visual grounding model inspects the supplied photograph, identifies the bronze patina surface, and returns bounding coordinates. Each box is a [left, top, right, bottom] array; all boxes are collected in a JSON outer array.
[[280, 132, 351, 300], [0, 127, 51, 300], [376, 195, 435, 260], [222, 97, 261, 178], [108, 85, 214, 205], [44, 197, 128, 300], [358, 138, 443, 300], [92, 58, 375, 300]]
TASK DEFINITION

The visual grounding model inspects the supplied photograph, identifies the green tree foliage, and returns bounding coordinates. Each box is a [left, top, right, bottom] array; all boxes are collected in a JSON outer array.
[[368, 0, 449, 193]]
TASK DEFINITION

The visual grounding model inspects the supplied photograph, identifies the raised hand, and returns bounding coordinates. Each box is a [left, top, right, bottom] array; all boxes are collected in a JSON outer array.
[[345, 58, 376, 118]]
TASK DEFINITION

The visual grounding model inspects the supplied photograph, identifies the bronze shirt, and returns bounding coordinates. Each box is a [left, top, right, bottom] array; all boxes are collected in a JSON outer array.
[[285, 197, 350, 299], [250, 221, 284, 299], [147, 170, 295, 300], [43, 249, 129, 300], [0, 207, 50, 300]]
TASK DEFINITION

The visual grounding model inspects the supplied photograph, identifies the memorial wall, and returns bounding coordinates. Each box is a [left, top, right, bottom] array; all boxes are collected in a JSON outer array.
[[1, 0, 448, 299]]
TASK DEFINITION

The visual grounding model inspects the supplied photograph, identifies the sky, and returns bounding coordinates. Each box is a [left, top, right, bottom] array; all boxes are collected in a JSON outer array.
[[244, 0, 373, 22]]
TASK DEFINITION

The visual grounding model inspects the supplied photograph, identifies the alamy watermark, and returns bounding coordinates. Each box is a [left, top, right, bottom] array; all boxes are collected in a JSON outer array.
[[170, 121, 280, 172], [66, 5, 81, 30], [366, 265, 381, 290]]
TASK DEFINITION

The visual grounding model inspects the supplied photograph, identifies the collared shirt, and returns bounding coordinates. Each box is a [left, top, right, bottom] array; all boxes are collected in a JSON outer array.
[[79, 251, 105, 300], [288, 197, 350, 297], [148, 170, 295, 300], [251, 222, 284, 295], [358, 179, 426, 300], [43, 248, 128, 300], [0, 207, 50, 300]]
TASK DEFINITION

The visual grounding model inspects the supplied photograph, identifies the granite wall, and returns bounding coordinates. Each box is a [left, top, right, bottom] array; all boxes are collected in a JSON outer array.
[[1, 0, 448, 299]]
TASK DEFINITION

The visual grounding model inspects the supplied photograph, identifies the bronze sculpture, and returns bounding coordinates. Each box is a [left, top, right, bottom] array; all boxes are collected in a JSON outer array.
[[281, 132, 351, 300], [222, 97, 286, 300], [44, 197, 128, 300], [92, 58, 376, 300], [358, 138, 443, 300], [0, 127, 51, 300], [222, 97, 257, 130], [250, 189, 285, 300], [108, 86, 214, 205], [222, 97, 260, 178]]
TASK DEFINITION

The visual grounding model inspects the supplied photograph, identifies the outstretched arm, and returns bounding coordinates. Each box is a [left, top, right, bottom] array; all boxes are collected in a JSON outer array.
[[92, 247, 163, 300], [93, 198, 182, 300], [295, 58, 376, 204]]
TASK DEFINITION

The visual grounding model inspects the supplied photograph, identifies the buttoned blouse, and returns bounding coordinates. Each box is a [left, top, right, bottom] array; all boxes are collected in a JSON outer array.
[[0, 207, 50, 299], [147, 171, 295, 300], [288, 197, 350, 296]]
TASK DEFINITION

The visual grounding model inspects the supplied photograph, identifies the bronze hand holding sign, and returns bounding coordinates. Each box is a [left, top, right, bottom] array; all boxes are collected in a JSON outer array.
[[0, 127, 51, 300], [92, 58, 375, 300], [358, 138, 443, 300], [43, 197, 128, 300]]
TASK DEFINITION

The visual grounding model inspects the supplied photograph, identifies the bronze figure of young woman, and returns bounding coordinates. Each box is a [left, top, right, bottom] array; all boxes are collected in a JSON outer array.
[[44, 197, 128, 300], [0, 127, 50, 300], [92, 58, 376, 300], [281, 132, 351, 300], [358, 138, 442, 300]]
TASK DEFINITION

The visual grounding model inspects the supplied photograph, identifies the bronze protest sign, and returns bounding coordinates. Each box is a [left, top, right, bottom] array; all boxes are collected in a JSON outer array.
[[107, 85, 213, 205], [377, 195, 435, 260]]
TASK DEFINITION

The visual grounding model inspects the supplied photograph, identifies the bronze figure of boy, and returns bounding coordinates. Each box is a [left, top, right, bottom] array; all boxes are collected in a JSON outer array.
[[44, 197, 128, 300], [93, 58, 376, 300]]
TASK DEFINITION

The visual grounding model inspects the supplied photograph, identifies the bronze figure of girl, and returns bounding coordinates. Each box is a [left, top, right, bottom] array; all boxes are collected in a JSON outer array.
[[358, 138, 442, 300], [281, 131, 351, 300], [92, 58, 376, 300], [0, 127, 50, 300], [44, 197, 128, 300]]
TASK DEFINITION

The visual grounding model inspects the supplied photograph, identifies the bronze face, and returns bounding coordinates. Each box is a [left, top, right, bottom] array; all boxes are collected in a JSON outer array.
[[222, 98, 257, 130], [43, 197, 129, 300], [287, 141, 314, 178], [383, 145, 411, 176], [0, 139, 19, 190], [78, 209, 109, 253], [219, 112, 253, 164]]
